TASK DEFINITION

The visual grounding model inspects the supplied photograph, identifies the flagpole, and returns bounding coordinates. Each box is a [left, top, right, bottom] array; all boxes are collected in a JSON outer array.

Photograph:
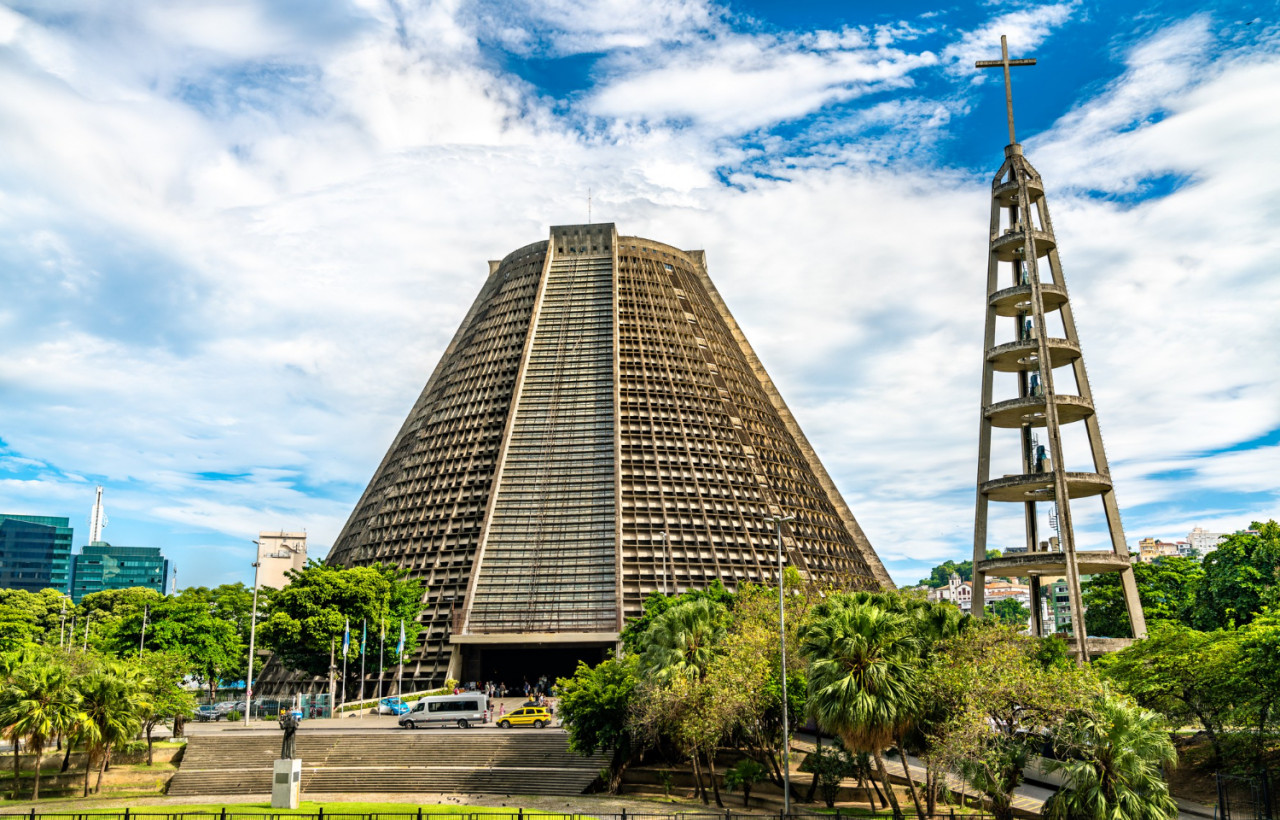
[[378, 619, 385, 702], [396, 619, 405, 698], [340, 618, 349, 716], [359, 618, 366, 720]]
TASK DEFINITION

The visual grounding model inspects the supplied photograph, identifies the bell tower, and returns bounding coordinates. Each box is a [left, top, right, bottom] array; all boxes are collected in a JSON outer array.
[[970, 37, 1146, 662]]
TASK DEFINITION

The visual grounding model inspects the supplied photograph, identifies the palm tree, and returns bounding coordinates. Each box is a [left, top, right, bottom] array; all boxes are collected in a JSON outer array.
[[75, 665, 148, 796], [1, 661, 81, 800], [1044, 694, 1178, 820], [639, 598, 727, 684], [800, 603, 922, 820]]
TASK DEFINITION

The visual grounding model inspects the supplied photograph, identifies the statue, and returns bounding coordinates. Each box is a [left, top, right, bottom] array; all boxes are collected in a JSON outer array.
[[278, 712, 299, 760]]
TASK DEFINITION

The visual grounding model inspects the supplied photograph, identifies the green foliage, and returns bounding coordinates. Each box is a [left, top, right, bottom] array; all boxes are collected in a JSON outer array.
[[723, 758, 767, 806], [1094, 620, 1238, 766], [1044, 694, 1178, 820], [1083, 556, 1203, 637], [988, 597, 1031, 626], [0, 589, 70, 652], [135, 650, 197, 763], [1191, 521, 1280, 630], [75, 659, 150, 796], [173, 583, 260, 645], [917, 550, 1001, 588], [924, 624, 1099, 820], [556, 653, 638, 760], [620, 580, 734, 654], [0, 650, 81, 799], [799, 744, 858, 807], [259, 561, 426, 679], [107, 597, 244, 695], [637, 597, 729, 684]]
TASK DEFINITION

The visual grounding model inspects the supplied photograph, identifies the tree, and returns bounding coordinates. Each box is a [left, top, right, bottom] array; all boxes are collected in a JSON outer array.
[[800, 602, 922, 820], [174, 584, 260, 646], [989, 597, 1031, 627], [1094, 620, 1237, 767], [135, 651, 197, 765], [723, 758, 767, 806], [1191, 521, 1279, 630], [799, 743, 858, 807], [1043, 694, 1178, 820], [75, 662, 147, 796], [924, 625, 1098, 820], [620, 580, 734, 654], [106, 597, 244, 699], [556, 653, 639, 793], [0, 655, 81, 799], [1234, 611, 1280, 769], [259, 562, 426, 683], [0, 589, 72, 652], [637, 597, 728, 685], [1083, 556, 1203, 637]]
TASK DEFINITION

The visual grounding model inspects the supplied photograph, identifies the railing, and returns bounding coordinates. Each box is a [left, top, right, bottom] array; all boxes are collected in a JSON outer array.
[[0, 811, 1001, 820]]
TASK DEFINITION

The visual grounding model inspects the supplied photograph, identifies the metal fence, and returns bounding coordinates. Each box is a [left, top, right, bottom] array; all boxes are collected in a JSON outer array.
[[1218, 770, 1278, 820], [0, 811, 998, 820]]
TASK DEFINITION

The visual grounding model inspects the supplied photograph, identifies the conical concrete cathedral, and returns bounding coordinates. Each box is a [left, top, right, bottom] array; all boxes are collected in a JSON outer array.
[[328, 223, 890, 690]]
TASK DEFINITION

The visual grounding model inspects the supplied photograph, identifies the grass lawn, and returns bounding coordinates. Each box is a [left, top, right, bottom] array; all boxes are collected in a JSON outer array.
[[24, 803, 589, 815]]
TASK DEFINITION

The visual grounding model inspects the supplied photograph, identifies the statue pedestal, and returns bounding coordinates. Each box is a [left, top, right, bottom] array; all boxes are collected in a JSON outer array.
[[272, 758, 301, 809]]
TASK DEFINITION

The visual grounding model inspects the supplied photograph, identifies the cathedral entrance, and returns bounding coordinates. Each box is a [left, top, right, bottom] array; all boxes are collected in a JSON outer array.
[[459, 643, 612, 692]]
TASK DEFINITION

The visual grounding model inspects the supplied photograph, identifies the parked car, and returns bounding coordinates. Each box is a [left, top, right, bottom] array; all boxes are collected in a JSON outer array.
[[214, 700, 248, 716], [497, 707, 553, 729], [193, 705, 223, 722], [376, 697, 409, 716], [399, 693, 488, 730]]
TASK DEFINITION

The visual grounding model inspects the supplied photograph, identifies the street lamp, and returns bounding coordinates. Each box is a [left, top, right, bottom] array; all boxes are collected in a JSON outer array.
[[769, 514, 796, 815], [246, 541, 291, 727]]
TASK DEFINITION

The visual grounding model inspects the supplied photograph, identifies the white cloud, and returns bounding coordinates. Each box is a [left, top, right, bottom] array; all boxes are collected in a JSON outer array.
[[0, 1, 1274, 590]]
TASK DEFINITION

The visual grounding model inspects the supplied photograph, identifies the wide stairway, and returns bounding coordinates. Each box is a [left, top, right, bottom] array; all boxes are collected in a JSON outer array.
[[168, 730, 606, 797]]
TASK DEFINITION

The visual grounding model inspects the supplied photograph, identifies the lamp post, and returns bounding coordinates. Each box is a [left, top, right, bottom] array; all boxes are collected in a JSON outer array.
[[246, 542, 291, 727], [246, 546, 261, 728], [769, 514, 796, 815]]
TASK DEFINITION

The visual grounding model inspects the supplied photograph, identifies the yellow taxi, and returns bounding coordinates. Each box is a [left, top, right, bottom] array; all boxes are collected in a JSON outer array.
[[497, 706, 554, 728]]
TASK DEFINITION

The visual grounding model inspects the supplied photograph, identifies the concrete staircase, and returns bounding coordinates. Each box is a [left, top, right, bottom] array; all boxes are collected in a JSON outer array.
[[167, 730, 606, 797]]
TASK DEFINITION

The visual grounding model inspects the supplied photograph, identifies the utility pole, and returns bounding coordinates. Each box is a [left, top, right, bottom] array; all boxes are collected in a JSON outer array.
[[139, 604, 149, 653], [769, 514, 796, 814]]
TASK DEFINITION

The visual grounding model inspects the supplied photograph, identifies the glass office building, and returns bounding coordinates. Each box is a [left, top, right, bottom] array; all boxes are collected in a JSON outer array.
[[0, 515, 74, 593], [267, 224, 890, 694], [70, 542, 169, 602]]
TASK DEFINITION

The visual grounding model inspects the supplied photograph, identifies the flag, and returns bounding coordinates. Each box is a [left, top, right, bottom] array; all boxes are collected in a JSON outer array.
[[360, 619, 367, 657], [396, 619, 405, 657], [342, 619, 350, 659]]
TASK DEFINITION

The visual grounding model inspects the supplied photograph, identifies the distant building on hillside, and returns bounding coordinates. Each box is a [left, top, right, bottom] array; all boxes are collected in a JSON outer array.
[[70, 542, 169, 602], [927, 572, 1029, 614], [1187, 527, 1227, 556], [255, 531, 307, 589], [1136, 538, 1182, 563], [0, 515, 74, 594]]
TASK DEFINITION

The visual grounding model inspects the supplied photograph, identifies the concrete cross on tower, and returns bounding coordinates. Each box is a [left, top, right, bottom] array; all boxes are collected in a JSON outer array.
[[976, 34, 1037, 145]]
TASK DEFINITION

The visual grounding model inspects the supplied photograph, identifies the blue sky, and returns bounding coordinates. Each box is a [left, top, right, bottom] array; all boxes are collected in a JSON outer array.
[[0, 0, 1276, 589]]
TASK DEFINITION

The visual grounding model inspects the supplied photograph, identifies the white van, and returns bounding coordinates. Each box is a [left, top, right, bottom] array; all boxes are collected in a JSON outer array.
[[399, 692, 489, 729]]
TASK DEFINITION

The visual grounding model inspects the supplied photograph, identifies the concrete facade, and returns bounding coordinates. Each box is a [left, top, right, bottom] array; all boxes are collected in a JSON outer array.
[[308, 224, 890, 693], [255, 531, 307, 590]]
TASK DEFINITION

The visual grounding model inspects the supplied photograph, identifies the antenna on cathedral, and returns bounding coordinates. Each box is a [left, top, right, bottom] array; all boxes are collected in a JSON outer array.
[[89, 486, 107, 544], [975, 34, 1037, 145], [588, 188, 592, 224]]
